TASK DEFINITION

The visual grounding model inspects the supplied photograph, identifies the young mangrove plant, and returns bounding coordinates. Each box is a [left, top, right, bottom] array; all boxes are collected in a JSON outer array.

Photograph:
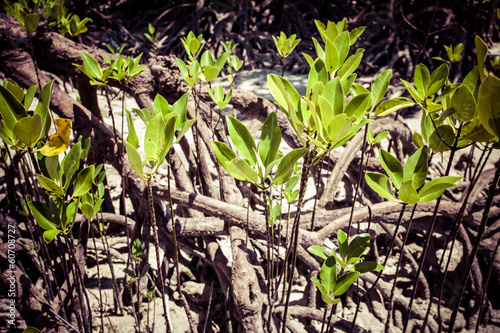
[[308, 230, 384, 333], [125, 91, 195, 332]]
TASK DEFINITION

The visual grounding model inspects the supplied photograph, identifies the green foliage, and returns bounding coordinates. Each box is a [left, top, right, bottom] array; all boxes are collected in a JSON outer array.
[[0, 79, 54, 151], [404, 37, 500, 152], [268, 19, 412, 160], [308, 230, 383, 305], [126, 92, 195, 179], [144, 23, 160, 45], [365, 146, 461, 204], [433, 43, 464, 63], [74, 52, 145, 86], [213, 112, 306, 190], [273, 32, 300, 59]]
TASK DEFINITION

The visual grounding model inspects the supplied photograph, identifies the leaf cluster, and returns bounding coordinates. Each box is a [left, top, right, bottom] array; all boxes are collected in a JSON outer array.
[[308, 230, 383, 305], [126, 92, 196, 180]]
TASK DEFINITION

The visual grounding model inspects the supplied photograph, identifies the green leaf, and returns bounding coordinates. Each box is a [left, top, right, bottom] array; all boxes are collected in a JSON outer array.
[[204, 65, 220, 81], [400, 79, 423, 103], [259, 112, 281, 168], [80, 52, 103, 79], [326, 114, 355, 145], [429, 125, 455, 152], [273, 148, 308, 185], [308, 245, 329, 260], [24, 14, 39, 34], [402, 146, 428, 189], [475, 36, 488, 80], [398, 180, 419, 204], [320, 256, 337, 294], [462, 66, 481, 101], [126, 142, 145, 179], [13, 114, 42, 148], [348, 233, 370, 259], [0, 85, 28, 132], [224, 157, 259, 183], [73, 165, 94, 198], [171, 91, 189, 126], [325, 38, 339, 74], [61, 142, 81, 182], [429, 63, 449, 88], [365, 172, 398, 203], [451, 85, 476, 122], [213, 141, 237, 168], [43, 229, 62, 243], [418, 176, 461, 203], [333, 271, 360, 296], [125, 109, 139, 149], [349, 26, 365, 45], [374, 97, 414, 117], [338, 230, 348, 260], [307, 59, 328, 99], [323, 77, 344, 116], [333, 31, 350, 69], [477, 74, 500, 139], [36, 174, 65, 197], [337, 50, 364, 80], [352, 261, 384, 273], [371, 69, 392, 108], [27, 201, 57, 231], [379, 149, 403, 189], [344, 92, 371, 119], [175, 118, 196, 144], [80, 202, 95, 220], [461, 117, 495, 142], [24, 327, 42, 333], [227, 115, 257, 166], [132, 108, 153, 126], [153, 113, 178, 173], [414, 64, 430, 97], [153, 94, 170, 117], [144, 114, 166, 166]]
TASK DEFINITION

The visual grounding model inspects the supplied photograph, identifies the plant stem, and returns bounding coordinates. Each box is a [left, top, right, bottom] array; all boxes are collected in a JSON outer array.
[[423, 145, 492, 332], [448, 159, 500, 332], [402, 127, 461, 333], [147, 177, 172, 333], [262, 187, 273, 331], [475, 234, 500, 332], [281, 148, 312, 333], [347, 124, 369, 236], [350, 203, 407, 333], [385, 204, 417, 333]]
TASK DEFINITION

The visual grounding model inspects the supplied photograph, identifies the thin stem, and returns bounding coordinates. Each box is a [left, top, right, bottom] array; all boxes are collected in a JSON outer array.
[[320, 305, 328, 333], [281, 148, 312, 333], [91, 224, 105, 333], [262, 187, 273, 332], [385, 204, 418, 333], [475, 235, 500, 332], [347, 124, 369, 236], [424, 145, 492, 332], [448, 160, 500, 332], [147, 178, 172, 333], [402, 125, 462, 333], [350, 203, 407, 333]]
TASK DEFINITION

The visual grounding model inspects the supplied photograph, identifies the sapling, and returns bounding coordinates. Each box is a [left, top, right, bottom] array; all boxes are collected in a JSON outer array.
[[126, 92, 195, 332], [308, 230, 384, 333], [267, 18, 414, 332]]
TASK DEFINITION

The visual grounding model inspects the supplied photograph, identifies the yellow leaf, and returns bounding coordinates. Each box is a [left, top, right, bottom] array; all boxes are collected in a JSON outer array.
[[36, 118, 72, 156]]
